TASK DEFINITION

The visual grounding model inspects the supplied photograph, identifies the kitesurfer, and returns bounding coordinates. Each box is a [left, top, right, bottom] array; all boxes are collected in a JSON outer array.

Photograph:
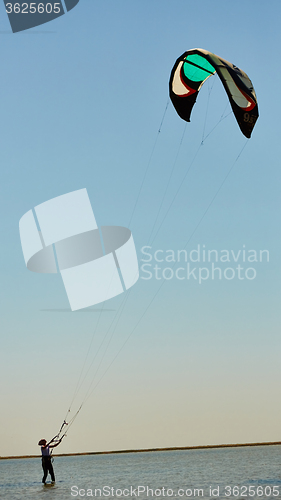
[[38, 437, 62, 484]]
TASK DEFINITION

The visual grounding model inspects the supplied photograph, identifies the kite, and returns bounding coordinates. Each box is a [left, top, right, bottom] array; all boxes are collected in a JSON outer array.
[[169, 48, 258, 138]]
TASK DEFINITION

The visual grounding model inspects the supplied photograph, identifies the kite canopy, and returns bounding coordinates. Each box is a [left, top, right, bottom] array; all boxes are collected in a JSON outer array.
[[169, 48, 258, 138]]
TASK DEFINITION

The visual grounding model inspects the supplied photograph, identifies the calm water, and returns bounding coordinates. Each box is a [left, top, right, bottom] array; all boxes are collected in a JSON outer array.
[[1, 446, 281, 499]]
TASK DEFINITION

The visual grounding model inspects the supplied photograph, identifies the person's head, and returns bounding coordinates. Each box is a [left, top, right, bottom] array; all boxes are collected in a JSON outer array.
[[38, 439, 47, 446]]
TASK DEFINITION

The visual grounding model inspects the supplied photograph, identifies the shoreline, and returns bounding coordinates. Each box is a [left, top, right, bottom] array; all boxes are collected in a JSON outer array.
[[1, 441, 281, 460]]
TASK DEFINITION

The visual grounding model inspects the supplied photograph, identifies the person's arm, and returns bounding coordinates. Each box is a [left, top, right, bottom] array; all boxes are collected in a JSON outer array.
[[49, 438, 63, 448]]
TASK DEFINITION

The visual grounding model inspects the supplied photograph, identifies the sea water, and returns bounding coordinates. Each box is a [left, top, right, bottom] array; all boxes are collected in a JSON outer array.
[[1, 445, 281, 499]]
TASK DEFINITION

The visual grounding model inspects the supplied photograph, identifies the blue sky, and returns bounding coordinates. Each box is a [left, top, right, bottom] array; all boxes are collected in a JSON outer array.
[[1, 0, 281, 457]]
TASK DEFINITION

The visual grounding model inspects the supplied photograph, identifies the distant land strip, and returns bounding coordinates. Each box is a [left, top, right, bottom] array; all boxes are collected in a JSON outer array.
[[1, 441, 281, 460]]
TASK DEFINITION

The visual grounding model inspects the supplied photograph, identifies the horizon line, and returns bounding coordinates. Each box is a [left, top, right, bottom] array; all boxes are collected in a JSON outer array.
[[1, 440, 281, 461]]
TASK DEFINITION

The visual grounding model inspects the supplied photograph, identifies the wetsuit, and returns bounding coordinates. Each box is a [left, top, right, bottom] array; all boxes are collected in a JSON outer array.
[[41, 445, 55, 483]]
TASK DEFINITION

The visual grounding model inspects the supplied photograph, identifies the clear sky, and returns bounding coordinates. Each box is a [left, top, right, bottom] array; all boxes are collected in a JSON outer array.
[[0, 0, 281, 457]]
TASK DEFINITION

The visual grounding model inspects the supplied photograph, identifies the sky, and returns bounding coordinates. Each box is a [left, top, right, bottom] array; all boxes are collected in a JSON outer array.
[[0, 0, 281, 458]]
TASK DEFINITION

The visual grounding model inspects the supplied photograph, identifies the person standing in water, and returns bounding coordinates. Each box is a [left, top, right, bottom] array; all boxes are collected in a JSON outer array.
[[38, 437, 62, 484]]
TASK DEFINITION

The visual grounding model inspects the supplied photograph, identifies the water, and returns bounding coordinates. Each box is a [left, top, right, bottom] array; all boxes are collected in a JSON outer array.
[[1, 446, 281, 499]]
